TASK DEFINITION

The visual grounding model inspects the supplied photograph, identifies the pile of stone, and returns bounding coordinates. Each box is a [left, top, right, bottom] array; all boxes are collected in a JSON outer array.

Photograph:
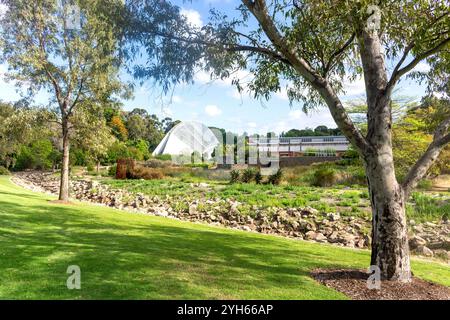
[[12, 171, 450, 262]]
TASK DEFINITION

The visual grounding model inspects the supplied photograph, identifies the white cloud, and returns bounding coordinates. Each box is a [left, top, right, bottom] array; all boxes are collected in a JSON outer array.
[[204, 104, 222, 117], [172, 95, 182, 103], [161, 107, 173, 117], [288, 110, 302, 119], [247, 122, 257, 128], [342, 77, 366, 96], [180, 9, 202, 28]]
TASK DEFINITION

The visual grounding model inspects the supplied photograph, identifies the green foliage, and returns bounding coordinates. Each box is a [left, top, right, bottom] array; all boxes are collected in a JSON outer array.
[[155, 154, 172, 161], [184, 163, 209, 169], [106, 141, 151, 163], [129, 166, 165, 180], [241, 168, 256, 183], [108, 164, 117, 177], [407, 192, 450, 223], [311, 167, 338, 187], [229, 170, 240, 184], [416, 179, 433, 191], [0, 166, 10, 175], [15, 139, 56, 170], [267, 169, 283, 185], [393, 103, 450, 178], [254, 170, 263, 184]]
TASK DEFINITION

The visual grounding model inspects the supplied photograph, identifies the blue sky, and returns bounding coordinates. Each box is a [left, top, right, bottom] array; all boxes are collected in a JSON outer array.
[[0, 0, 430, 135]]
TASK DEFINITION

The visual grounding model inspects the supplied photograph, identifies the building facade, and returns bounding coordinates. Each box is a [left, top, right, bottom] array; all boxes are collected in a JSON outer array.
[[248, 136, 350, 157]]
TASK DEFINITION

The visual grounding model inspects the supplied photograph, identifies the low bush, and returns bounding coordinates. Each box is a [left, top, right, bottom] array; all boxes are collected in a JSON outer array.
[[267, 168, 283, 185], [184, 163, 209, 169], [0, 166, 10, 175], [230, 170, 240, 183], [254, 170, 263, 184], [417, 179, 433, 190], [130, 166, 165, 180], [311, 167, 338, 187], [144, 158, 172, 168], [241, 168, 256, 183], [340, 167, 367, 186], [108, 164, 117, 177], [155, 154, 172, 161]]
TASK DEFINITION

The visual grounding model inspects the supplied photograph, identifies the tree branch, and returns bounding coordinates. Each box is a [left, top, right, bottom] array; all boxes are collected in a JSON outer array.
[[324, 33, 356, 75], [386, 37, 450, 94], [241, 0, 369, 153], [402, 116, 450, 196]]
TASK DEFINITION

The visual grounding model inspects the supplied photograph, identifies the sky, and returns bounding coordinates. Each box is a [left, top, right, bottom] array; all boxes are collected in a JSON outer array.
[[0, 0, 430, 135]]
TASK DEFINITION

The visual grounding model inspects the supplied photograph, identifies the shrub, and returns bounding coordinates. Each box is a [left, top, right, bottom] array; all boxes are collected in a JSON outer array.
[[185, 163, 209, 169], [341, 167, 367, 186], [230, 170, 240, 183], [116, 158, 135, 179], [311, 167, 337, 187], [254, 170, 263, 184], [241, 168, 256, 183], [417, 179, 433, 190], [0, 166, 10, 175], [86, 163, 95, 172], [108, 164, 117, 176], [155, 154, 172, 161], [144, 158, 172, 168], [267, 168, 283, 185], [130, 166, 165, 180]]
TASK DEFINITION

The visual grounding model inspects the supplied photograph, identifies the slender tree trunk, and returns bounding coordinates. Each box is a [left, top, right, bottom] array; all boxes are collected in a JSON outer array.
[[59, 118, 70, 201], [364, 152, 411, 282], [353, 26, 412, 282]]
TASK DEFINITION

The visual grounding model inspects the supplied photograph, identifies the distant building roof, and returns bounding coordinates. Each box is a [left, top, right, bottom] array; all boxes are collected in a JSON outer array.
[[152, 121, 219, 157]]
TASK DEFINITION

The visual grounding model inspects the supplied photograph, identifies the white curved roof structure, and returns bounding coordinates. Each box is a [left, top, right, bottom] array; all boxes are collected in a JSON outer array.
[[152, 121, 219, 158]]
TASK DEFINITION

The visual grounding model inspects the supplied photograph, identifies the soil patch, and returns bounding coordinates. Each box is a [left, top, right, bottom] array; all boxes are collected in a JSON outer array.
[[311, 268, 450, 300]]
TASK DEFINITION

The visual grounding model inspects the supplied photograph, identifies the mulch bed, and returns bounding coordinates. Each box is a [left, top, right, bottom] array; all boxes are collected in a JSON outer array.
[[311, 268, 450, 300]]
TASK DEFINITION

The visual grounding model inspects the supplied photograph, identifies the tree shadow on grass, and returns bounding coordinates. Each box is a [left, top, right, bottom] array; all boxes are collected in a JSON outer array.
[[0, 190, 368, 299]]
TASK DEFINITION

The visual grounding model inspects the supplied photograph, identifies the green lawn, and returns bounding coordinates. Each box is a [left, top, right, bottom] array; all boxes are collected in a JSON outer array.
[[0, 176, 449, 299]]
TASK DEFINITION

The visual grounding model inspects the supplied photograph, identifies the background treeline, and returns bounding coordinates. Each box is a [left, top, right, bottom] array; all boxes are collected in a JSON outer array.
[[0, 100, 178, 172]]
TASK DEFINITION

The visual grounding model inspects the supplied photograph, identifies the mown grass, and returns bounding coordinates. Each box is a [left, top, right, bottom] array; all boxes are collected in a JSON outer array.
[[102, 177, 449, 222], [1, 176, 449, 299]]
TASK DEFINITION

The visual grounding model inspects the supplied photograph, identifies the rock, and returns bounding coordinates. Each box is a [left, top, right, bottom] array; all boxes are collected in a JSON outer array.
[[327, 212, 340, 221], [416, 245, 434, 257], [188, 204, 197, 215], [290, 221, 299, 230], [305, 231, 317, 240], [409, 235, 427, 249], [356, 238, 365, 248], [241, 226, 252, 232], [315, 233, 327, 242], [328, 231, 339, 243], [427, 240, 450, 251], [338, 232, 355, 244]]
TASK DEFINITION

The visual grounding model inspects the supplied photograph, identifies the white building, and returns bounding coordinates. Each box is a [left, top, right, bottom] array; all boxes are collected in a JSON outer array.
[[152, 121, 219, 158], [248, 136, 350, 157]]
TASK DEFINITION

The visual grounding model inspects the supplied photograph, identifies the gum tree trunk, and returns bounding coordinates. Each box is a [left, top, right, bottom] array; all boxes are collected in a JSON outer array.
[[358, 28, 412, 282], [364, 153, 411, 282], [59, 117, 70, 201]]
